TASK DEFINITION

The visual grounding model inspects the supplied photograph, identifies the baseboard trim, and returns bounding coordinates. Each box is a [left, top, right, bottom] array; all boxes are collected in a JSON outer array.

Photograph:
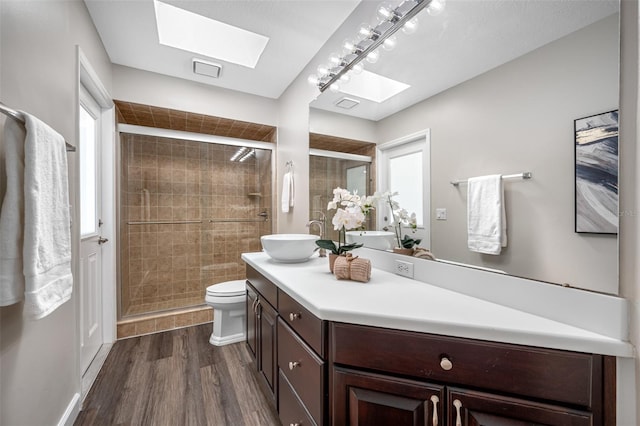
[[57, 392, 80, 426]]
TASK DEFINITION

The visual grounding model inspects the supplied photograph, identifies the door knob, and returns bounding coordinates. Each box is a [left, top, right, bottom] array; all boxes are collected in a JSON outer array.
[[98, 236, 109, 245]]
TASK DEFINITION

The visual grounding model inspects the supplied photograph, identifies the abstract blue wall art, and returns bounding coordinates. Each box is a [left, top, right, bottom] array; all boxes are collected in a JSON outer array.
[[574, 110, 618, 234]]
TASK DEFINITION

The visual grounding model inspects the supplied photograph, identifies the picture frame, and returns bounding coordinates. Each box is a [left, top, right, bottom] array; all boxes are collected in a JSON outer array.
[[574, 110, 618, 234]]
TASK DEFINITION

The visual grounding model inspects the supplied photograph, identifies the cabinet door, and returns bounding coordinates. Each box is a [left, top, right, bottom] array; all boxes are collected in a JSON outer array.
[[246, 285, 258, 359], [447, 388, 593, 426], [258, 298, 278, 395], [333, 367, 444, 426]]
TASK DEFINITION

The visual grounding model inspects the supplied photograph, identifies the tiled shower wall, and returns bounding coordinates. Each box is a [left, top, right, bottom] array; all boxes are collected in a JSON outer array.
[[119, 133, 272, 318]]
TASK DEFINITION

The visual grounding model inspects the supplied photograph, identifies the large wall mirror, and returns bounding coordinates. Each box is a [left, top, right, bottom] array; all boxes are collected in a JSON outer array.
[[309, 0, 620, 294]]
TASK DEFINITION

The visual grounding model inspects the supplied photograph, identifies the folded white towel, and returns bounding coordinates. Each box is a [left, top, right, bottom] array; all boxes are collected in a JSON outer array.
[[281, 171, 294, 213], [22, 112, 73, 319], [0, 117, 27, 306], [467, 174, 507, 255]]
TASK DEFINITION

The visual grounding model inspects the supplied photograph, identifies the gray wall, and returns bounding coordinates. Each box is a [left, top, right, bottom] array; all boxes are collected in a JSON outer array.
[[377, 15, 619, 294], [0, 0, 112, 425]]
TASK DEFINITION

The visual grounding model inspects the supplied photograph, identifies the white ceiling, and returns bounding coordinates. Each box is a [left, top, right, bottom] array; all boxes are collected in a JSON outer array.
[[84, 0, 360, 99], [85, 0, 619, 119]]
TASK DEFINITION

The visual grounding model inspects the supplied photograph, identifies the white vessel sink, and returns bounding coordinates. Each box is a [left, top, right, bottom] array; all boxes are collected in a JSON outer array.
[[260, 234, 320, 263], [346, 230, 396, 251]]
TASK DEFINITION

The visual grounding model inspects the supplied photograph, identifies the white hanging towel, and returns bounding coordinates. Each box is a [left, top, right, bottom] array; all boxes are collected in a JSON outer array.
[[467, 174, 507, 255], [22, 113, 73, 319], [281, 171, 294, 213], [0, 118, 27, 306]]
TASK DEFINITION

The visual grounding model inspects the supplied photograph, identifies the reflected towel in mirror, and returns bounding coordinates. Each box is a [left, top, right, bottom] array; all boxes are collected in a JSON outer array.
[[467, 174, 507, 255]]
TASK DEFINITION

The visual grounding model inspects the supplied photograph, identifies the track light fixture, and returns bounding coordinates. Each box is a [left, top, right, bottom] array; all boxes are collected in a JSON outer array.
[[309, 0, 446, 94]]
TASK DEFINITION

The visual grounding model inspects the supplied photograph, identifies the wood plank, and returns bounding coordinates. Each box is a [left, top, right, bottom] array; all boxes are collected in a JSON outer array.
[[75, 324, 279, 426]]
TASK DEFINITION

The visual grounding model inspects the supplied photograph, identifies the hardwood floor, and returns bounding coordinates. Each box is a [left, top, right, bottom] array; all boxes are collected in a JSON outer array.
[[75, 324, 280, 426]]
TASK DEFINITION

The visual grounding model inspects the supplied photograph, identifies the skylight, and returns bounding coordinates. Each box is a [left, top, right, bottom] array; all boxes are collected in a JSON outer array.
[[153, 0, 269, 69], [339, 70, 410, 103]]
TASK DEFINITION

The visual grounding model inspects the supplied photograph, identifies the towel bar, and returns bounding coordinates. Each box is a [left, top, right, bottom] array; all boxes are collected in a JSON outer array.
[[451, 172, 532, 186], [0, 101, 76, 152]]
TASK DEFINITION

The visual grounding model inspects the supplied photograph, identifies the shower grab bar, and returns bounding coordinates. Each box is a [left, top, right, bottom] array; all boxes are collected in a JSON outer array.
[[208, 218, 268, 223], [127, 218, 269, 225], [127, 220, 203, 225]]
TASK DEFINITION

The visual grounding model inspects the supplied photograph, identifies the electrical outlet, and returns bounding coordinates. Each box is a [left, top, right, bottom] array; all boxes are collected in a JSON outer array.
[[395, 260, 414, 278]]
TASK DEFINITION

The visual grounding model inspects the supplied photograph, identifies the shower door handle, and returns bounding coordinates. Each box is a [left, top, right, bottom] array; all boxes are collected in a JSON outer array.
[[98, 236, 109, 245]]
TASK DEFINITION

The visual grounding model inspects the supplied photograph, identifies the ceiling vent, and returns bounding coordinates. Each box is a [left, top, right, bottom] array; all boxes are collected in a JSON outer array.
[[335, 97, 360, 109], [193, 58, 221, 78]]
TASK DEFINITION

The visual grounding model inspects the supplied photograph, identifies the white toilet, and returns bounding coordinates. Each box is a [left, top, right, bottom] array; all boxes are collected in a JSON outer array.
[[204, 280, 247, 346]]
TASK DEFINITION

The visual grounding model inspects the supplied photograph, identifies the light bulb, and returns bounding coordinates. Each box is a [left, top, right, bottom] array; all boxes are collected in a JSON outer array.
[[343, 39, 358, 54], [329, 82, 341, 93], [376, 2, 395, 22], [339, 72, 350, 83], [329, 52, 343, 67], [366, 49, 380, 64], [352, 62, 364, 74], [402, 17, 419, 35], [382, 35, 397, 51], [317, 64, 330, 76], [359, 23, 374, 39], [307, 74, 320, 86], [427, 0, 446, 16]]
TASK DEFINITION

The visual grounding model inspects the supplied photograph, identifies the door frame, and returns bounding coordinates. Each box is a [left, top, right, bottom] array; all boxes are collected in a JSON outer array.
[[76, 48, 115, 362]]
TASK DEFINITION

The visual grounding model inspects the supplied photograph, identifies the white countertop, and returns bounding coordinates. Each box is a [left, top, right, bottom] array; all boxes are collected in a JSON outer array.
[[242, 251, 634, 357]]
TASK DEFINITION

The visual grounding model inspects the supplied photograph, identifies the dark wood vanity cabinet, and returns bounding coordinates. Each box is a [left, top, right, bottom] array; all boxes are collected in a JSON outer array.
[[245, 266, 615, 426], [446, 387, 594, 426], [246, 265, 328, 425], [333, 367, 445, 426], [330, 322, 614, 426], [246, 267, 279, 400], [277, 289, 327, 426]]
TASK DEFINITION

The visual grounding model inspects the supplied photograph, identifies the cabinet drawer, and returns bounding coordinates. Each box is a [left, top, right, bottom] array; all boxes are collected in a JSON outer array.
[[279, 370, 317, 426], [331, 322, 601, 408], [278, 318, 325, 426], [247, 265, 277, 308], [279, 289, 325, 356]]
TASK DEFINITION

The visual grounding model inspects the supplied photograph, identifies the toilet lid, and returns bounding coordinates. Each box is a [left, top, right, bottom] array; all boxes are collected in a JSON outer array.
[[206, 280, 246, 297]]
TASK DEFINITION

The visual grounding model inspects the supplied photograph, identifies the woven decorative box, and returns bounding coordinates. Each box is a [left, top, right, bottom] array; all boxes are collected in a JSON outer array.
[[333, 253, 371, 283]]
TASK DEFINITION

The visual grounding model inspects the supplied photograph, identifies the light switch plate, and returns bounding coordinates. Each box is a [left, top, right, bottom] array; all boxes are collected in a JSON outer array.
[[436, 208, 447, 220]]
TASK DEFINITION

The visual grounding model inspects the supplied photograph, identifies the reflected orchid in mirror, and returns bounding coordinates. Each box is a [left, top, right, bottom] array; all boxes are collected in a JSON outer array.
[[376, 191, 421, 249]]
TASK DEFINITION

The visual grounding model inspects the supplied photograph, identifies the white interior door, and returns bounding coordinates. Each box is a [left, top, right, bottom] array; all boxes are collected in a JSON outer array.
[[378, 130, 431, 249], [79, 86, 105, 374]]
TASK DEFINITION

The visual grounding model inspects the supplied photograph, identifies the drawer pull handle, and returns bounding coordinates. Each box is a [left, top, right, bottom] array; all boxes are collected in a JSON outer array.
[[440, 356, 453, 371], [430, 395, 439, 426], [453, 399, 463, 426], [288, 361, 300, 370], [289, 312, 301, 321]]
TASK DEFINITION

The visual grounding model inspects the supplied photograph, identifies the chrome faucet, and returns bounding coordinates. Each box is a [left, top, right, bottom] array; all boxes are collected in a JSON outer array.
[[307, 219, 326, 257]]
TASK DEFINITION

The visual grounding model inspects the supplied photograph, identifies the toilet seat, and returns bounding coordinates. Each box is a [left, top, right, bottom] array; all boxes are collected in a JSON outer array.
[[206, 280, 246, 298]]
